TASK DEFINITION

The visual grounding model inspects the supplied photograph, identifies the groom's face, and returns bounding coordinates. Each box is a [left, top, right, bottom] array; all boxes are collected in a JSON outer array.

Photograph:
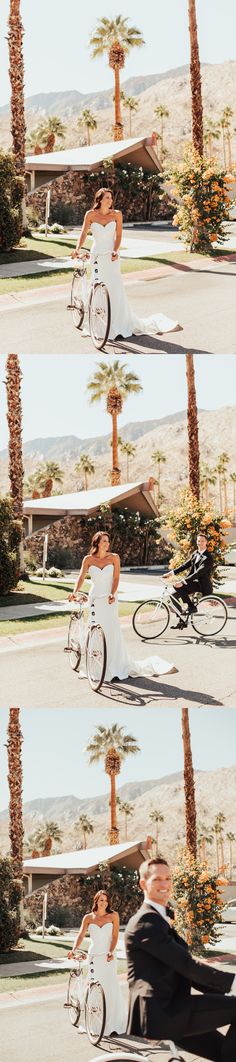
[[141, 863, 172, 905]]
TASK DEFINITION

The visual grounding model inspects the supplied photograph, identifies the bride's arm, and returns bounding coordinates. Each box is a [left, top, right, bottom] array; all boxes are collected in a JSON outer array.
[[112, 211, 122, 261], [72, 210, 92, 258], [107, 912, 120, 962], [108, 554, 120, 603], [68, 914, 91, 957], [68, 555, 90, 599]]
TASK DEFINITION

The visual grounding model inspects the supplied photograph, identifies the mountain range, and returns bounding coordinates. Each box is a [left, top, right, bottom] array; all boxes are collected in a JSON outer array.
[[1, 62, 235, 161], [1, 765, 236, 870], [1, 406, 235, 505]]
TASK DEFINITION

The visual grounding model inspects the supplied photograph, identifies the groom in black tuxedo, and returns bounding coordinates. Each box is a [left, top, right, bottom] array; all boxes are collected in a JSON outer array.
[[166, 532, 213, 628], [125, 857, 236, 1061]]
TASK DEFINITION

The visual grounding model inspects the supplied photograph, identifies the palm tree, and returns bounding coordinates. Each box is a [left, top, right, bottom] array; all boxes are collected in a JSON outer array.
[[77, 109, 97, 146], [149, 809, 164, 854], [187, 0, 204, 156], [197, 823, 213, 863], [214, 812, 226, 870], [87, 360, 142, 486], [181, 708, 197, 858], [28, 821, 62, 856], [89, 16, 144, 141], [5, 354, 24, 572], [230, 472, 236, 521], [7, 708, 24, 926], [86, 725, 140, 844], [8, 0, 26, 226], [122, 93, 139, 136], [154, 104, 169, 165], [117, 797, 134, 840], [226, 832, 235, 879], [200, 463, 217, 504], [34, 461, 64, 496], [216, 452, 230, 515], [75, 454, 95, 491], [151, 449, 166, 503], [34, 116, 66, 152], [203, 117, 220, 159], [120, 440, 136, 480], [186, 354, 200, 499], [75, 815, 94, 849], [220, 107, 234, 169]]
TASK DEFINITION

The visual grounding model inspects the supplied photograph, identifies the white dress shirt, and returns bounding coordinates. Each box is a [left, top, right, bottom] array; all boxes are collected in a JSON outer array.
[[144, 897, 170, 923]]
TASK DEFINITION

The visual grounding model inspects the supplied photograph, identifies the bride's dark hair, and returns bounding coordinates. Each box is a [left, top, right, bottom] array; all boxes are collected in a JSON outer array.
[[90, 531, 109, 555], [93, 187, 113, 210], [92, 890, 113, 913]]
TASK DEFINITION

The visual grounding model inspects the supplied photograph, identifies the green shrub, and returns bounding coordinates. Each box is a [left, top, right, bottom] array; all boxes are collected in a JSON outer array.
[[24, 549, 38, 572], [50, 223, 64, 234], [47, 567, 62, 578], [0, 858, 22, 952], [0, 151, 24, 251], [0, 497, 21, 595]]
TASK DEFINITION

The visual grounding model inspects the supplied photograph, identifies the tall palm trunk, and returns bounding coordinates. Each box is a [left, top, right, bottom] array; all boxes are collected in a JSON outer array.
[[111, 413, 121, 486], [7, 708, 24, 929], [6, 354, 25, 572], [109, 772, 118, 842], [186, 354, 200, 499], [8, 0, 26, 226], [223, 475, 228, 515], [87, 125, 91, 146], [114, 67, 123, 141], [188, 0, 203, 156], [181, 708, 197, 858]]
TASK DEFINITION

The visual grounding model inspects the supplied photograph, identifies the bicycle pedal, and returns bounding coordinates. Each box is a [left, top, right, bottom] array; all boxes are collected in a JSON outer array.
[[67, 304, 74, 310]]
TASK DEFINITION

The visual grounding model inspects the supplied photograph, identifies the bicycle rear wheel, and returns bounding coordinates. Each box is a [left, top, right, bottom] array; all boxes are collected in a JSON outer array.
[[67, 614, 82, 671], [132, 600, 170, 640], [66, 971, 82, 1026], [71, 272, 85, 329], [86, 624, 107, 691], [191, 595, 228, 637], [89, 282, 111, 349], [85, 981, 106, 1045]]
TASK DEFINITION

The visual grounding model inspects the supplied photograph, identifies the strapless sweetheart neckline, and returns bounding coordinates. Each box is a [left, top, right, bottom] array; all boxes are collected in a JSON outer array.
[[90, 921, 113, 929], [89, 563, 114, 572], [91, 220, 116, 229]]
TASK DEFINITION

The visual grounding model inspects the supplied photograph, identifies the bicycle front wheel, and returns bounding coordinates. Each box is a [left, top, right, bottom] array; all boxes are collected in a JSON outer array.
[[191, 595, 228, 637], [71, 272, 85, 329], [67, 614, 82, 671], [66, 971, 82, 1027], [89, 282, 111, 349], [86, 624, 107, 691], [132, 599, 170, 640], [85, 981, 106, 1045]]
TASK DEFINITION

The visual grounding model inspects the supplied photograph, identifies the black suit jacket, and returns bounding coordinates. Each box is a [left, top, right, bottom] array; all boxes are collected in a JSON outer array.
[[125, 903, 233, 1040], [173, 550, 213, 596]]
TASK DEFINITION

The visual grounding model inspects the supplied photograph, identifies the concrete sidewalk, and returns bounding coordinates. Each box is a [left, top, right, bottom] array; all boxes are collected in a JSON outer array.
[[0, 578, 235, 622]]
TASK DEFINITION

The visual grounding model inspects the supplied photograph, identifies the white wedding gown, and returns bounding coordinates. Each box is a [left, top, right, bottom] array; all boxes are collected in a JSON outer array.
[[88, 564, 177, 682], [87, 922, 127, 1035], [90, 220, 180, 340]]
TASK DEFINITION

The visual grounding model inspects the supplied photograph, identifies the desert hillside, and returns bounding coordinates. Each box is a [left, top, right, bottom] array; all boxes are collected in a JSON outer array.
[[0, 406, 235, 509], [1, 764, 236, 870], [1, 62, 235, 163]]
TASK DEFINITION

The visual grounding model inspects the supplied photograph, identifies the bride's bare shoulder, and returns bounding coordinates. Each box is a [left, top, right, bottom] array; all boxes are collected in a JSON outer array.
[[114, 209, 122, 219]]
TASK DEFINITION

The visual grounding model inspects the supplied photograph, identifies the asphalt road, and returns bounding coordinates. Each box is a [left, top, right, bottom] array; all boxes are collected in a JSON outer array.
[[1, 267, 236, 355], [1, 604, 235, 708], [0, 993, 201, 1062]]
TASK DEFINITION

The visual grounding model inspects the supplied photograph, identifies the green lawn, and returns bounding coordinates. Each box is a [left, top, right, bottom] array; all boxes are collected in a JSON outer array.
[[0, 937, 71, 964], [0, 577, 73, 608], [0, 599, 134, 637], [0, 254, 170, 295], [0, 970, 69, 992], [0, 233, 78, 265]]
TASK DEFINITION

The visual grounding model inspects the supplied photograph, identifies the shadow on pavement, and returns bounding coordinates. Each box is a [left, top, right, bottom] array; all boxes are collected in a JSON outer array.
[[95, 677, 222, 708], [105, 336, 213, 355]]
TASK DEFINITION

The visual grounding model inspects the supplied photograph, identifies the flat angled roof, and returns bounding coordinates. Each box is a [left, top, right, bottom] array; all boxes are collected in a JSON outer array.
[[26, 136, 160, 190], [23, 839, 148, 893], [23, 480, 158, 534]]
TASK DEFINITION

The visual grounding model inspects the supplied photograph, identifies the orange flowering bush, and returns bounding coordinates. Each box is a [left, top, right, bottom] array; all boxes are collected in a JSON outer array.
[[163, 488, 230, 583], [168, 149, 234, 254], [173, 849, 224, 955]]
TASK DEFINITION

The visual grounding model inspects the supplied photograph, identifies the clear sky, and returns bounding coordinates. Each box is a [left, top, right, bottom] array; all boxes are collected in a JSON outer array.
[[0, 354, 235, 452], [0, 708, 236, 812], [1, 0, 236, 109]]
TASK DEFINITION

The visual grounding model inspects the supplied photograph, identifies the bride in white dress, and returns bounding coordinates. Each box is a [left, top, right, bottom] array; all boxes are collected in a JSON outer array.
[[69, 531, 177, 682], [68, 889, 127, 1035], [72, 188, 181, 340]]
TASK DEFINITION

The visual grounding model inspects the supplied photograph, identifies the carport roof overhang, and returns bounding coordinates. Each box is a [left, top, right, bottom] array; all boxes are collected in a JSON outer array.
[[26, 136, 160, 191], [23, 839, 148, 894], [23, 481, 158, 536]]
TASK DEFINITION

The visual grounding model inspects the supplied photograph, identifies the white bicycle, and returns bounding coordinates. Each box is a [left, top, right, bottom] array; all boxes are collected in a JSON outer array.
[[67, 247, 111, 349], [64, 950, 106, 1045], [64, 592, 107, 692]]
